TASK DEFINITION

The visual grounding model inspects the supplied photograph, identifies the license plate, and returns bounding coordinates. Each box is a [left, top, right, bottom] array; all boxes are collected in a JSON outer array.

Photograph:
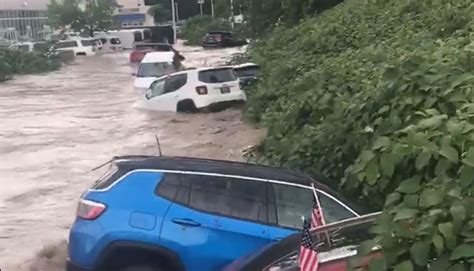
[[220, 86, 230, 94]]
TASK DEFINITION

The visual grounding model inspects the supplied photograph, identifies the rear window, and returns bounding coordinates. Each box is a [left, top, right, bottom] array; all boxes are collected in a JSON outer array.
[[56, 41, 78, 48], [91, 163, 125, 190], [137, 62, 176, 77], [81, 40, 94, 46], [198, 68, 237, 83]]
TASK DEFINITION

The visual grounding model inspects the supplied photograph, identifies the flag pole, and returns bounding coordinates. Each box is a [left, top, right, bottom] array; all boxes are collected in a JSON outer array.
[[311, 183, 331, 247]]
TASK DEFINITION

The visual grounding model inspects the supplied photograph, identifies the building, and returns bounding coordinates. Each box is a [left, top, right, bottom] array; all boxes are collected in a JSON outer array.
[[0, 0, 49, 41], [114, 0, 155, 28]]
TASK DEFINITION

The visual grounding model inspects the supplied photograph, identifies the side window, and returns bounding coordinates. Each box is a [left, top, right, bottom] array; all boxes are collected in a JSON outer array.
[[188, 175, 268, 223], [318, 192, 356, 224], [164, 74, 187, 94], [100, 38, 108, 44], [146, 79, 166, 99], [270, 184, 312, 229]]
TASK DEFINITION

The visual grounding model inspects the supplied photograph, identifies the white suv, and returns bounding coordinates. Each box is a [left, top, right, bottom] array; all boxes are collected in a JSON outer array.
[[140, 67, 247, 112], [55, 38, 98, 56]]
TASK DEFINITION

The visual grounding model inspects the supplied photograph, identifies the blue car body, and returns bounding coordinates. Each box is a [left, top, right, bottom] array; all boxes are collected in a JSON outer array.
[[67, 156, 359, 271]]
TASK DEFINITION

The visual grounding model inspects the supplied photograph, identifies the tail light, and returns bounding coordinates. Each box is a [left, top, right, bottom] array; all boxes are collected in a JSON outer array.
[[196, 86, 208, 95], [77, 199, 106, 220]]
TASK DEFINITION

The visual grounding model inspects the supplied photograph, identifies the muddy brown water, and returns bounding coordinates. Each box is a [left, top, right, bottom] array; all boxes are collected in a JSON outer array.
[[0, 44, 265, 271]]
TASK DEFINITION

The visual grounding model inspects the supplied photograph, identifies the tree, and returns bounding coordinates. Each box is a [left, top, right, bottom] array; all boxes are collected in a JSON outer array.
[[47, 0, 115, 37], [147, 3, 171, 24]]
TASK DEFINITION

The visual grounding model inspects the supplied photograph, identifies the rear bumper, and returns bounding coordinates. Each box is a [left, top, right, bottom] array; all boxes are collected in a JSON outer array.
[[66, 260, 92, 271]]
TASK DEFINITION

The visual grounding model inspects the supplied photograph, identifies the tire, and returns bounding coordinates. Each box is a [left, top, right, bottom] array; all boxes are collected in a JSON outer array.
[[120, 265, 162, 271], [176, 100, 197, 113]]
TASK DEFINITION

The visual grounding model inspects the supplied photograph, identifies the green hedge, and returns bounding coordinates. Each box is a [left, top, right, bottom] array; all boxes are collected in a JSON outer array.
[[247, 0, 474, 268], [0, 47, 60, 82]]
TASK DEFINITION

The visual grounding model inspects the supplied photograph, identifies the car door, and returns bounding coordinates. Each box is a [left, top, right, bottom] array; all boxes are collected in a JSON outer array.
[[266, 183, 358, 241], [144, 74, 187, 111], [160, 174, 272, 271]]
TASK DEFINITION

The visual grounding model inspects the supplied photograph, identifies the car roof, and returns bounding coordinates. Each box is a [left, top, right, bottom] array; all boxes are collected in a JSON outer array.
[[141, 51, 175, 63], [208, 31, 232, 34], [234, 63, 259, 69], [113, 155, 315, 185]]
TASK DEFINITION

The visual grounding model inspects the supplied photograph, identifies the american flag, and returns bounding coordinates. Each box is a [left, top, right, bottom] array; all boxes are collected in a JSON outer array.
[[299, 219, 319, 271], [311, 192, 325, 228]]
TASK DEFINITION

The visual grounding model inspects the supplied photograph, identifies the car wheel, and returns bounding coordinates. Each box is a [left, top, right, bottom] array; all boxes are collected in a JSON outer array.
[[177, 100, 197, 113], [120, 265, 163, 271]]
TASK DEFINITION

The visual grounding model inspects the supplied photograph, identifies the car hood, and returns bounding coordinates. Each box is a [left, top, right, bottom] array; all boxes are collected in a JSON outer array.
[[134, 77, 157, 89]]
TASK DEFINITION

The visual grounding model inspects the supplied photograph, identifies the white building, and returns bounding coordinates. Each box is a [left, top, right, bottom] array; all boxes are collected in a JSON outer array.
[[0, 0, 49, 41], [114, 0, 154, 28]]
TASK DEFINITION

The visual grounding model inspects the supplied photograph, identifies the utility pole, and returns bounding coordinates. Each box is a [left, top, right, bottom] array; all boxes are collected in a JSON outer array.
[[211, 0, 215, 17], [230, 0, 234, 29], [175, 2, 179, 22], [171, 0, 177, 44]]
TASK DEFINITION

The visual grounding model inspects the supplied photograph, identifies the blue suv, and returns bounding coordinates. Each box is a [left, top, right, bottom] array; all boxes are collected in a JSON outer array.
[[67, 156, 360, 271]]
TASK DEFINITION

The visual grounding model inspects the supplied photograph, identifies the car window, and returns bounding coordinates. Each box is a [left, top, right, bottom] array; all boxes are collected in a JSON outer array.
[[33, 43, 47, 51], [110, 38, 121, 45], [318, 192, 356, 224], [137, 62, 176, 77], [187, 175, 268, 223], [18, 45, 30, 52], [155, 173, 190, 204], [100, 38, 107, 44], [91, 163, 124, 190], [143, 30, 151, 40], [146, 79, 166, 99], [198, 68, 237, 83], [270, 184, 312, 228], [56, 41, 78, 48], [270, 184, 357, 228], [81, 40, 94, 47], [164, 74, 187, 94], [134, 31, 143, 42], [234, 66, 260, 78]]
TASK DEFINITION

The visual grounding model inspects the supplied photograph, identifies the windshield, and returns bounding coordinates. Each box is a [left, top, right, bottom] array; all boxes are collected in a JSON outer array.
[[137, 62, 176, 77], [198, 68, 237, 83]]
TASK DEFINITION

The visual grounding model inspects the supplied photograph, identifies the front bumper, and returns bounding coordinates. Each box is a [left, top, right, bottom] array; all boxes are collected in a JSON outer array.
[[66, 260, 92, 271]]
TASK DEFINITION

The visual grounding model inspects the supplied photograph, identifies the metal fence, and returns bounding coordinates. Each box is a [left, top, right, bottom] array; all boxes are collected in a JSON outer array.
[[0, 10, 49, 42]]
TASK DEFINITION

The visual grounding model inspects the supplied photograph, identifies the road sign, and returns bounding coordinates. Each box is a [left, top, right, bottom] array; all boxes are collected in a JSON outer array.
[[197, 0, 204, 4]]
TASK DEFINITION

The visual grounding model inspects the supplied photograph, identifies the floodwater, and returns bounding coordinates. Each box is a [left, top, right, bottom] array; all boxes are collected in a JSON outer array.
[[0, 44, 265, 271]]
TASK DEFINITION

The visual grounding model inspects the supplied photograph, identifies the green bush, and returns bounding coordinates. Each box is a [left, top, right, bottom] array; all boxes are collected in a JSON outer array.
[[181, 16, 232, 46], [0, 47, 60, 82], [247, 0, 474, 268]]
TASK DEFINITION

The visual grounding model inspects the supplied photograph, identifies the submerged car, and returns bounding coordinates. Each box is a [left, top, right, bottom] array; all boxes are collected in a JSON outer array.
[[141, 66, 247, 112], [67, 156, 363, 271], [202, 31, 248, 48], [130, 42, 173, 63], [133, 51, 182, 92], [234, 63, 260, 88], [224, 212, 382, 271]]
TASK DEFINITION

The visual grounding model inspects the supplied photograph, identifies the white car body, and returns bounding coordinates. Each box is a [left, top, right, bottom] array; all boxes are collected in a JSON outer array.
[[55, 38, 97, 56], [94, 34, 123, 53], [134, 51, 180, 92], [115, 29, 151, 49], [140, 66, 247, 112]]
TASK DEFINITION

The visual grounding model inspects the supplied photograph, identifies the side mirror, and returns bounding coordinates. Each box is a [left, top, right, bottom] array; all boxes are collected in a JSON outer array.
[[145, 88, 152, 100]]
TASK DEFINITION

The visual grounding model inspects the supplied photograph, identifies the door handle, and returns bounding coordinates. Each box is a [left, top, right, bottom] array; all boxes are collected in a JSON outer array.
[[172, 218, 201, 227]]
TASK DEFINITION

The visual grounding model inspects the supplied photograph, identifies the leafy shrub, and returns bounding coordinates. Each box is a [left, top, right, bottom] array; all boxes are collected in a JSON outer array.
[[0, 47, 60, 82], [247, 0, 474, 268]]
